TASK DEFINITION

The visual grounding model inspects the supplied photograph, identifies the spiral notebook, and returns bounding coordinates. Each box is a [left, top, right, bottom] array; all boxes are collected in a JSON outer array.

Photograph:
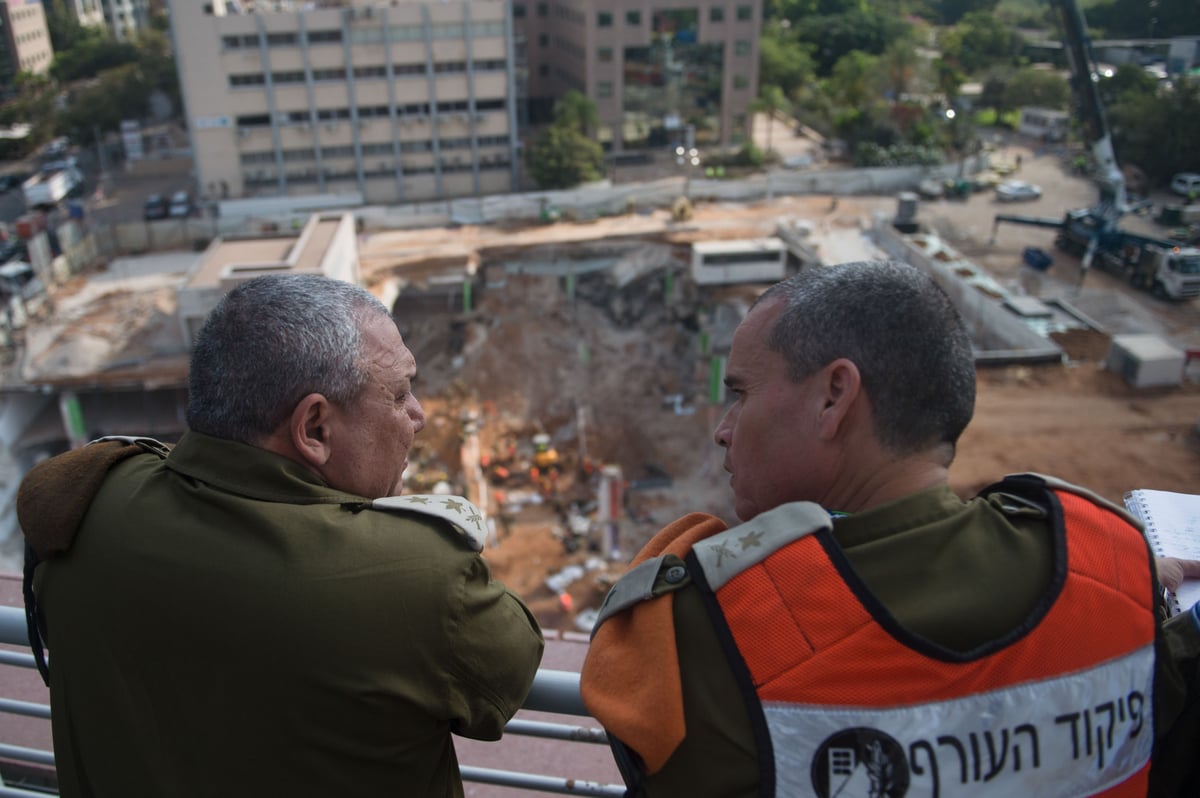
[[1124, 488, 1200, 616]]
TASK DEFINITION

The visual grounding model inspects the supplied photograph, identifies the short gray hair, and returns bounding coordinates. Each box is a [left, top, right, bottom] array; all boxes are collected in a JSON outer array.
[[755, 260, 976, 457], [186, 274, 393, 444]]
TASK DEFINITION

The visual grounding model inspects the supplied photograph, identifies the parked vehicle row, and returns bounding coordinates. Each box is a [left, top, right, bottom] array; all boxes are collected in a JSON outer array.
[[995, 180, 1043, 202], [1170, 173, 1200, 198], [144, 190, 192, 220]]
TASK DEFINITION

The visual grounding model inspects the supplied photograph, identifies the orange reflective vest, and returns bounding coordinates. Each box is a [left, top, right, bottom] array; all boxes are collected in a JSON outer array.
[[686, 475, 1159, 798]]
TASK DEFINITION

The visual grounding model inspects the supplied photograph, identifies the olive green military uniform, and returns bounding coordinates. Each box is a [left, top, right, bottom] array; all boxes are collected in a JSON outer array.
[[23, 432, 544, 798], [587, 482, 1200, 798]]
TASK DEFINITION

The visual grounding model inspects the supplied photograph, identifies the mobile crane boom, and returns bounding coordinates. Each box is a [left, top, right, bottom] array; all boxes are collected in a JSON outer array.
[[1048, 0, 1128, 226], [988, 0, 1200, 299]]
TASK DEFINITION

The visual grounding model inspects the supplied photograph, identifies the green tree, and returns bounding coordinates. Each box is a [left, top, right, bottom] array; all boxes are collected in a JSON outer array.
[[1108, 76, 1200, 184], [750, 85, 792, 159], [879, 38, 922, 99], [933, 57, 967, 105], [793, 9, 909, 75], [550, 89, 598, 134], [759, 24, 817, 98], [1086, 0, 1200, 38], [979, 70, 1017, 116], [56, 64, 147, 145], [0, 73, 57, 156], [930, 0, 1000, 25], [51, 37, 139, 84], [828, 50, 881, 108], [1098, 63, 1160, 109], [1004, 67, 1069, 110], [526, 92, 604, 190], [44, 0, 99, 52], [938, 11, 1024, 74]]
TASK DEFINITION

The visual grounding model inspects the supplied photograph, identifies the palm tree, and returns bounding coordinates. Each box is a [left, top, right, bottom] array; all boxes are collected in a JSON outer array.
[[751, 85, 791, 160]]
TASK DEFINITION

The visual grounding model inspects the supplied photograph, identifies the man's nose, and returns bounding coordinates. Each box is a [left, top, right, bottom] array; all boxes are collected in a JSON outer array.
[[410, 396, 426, 432], [713, 410, 733, 448]]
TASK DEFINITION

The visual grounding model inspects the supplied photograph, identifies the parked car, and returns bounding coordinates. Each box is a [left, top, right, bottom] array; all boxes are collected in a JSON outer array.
[[1170, 173, 1200, 198], [995, 180, 1043, 202], [168, 190, 191, 218], [917, 177, 944, 199], [971, 171, 1003, 191], [0, 171, 32, 193], [143, 194, 168, 220]]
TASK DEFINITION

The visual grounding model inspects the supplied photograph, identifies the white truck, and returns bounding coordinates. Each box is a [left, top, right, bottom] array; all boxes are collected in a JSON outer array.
[[22, 160, 83, 209]]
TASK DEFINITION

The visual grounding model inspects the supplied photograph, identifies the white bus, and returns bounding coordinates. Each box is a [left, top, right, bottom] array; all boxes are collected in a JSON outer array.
[[691, 238, 787, 286]]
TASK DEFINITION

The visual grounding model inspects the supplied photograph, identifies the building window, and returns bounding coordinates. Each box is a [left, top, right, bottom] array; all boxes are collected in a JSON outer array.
[[598, 46, 613, 63], [597, 80, 613, 98], [536, 2, 547, 17], [710, 6, 724, 22], [598, 11, 613, 26], [514, 3, 525, 18], [539, 33, 549, 47], [733, 74, 748, 89], [734, 40, 750, 56], [736, 4, 752, 20], [626, 10, 641, 25], [538, 64, 549, 77]]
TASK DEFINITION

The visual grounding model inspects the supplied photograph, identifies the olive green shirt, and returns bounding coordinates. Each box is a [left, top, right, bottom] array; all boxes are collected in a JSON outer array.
[[30, 431, 544, 798], [626, 484, 1200, 797]]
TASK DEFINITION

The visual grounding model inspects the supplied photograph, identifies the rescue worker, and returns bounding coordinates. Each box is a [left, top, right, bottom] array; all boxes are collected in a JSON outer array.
[[581, 260, 1200, 797], [19, 274, 544, 797]]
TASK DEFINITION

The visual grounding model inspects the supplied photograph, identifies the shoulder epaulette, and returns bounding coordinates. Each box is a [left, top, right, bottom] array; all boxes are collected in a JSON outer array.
[[694, 501, 832, 591], [372, 495, 488, 552]]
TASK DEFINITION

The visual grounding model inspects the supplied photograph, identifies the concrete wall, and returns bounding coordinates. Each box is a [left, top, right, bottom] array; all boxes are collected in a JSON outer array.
[[871, 220, 1065, 364], [245, 156, 989, 232]]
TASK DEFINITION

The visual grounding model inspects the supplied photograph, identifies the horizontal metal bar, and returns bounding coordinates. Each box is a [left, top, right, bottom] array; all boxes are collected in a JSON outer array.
[[503, 718, 608, 745], [0, 607, 627, 796], [0, 611, 29, 648], [522, 669, 589, 716], [0, 743, 55, 767], [0, 699, 49, 721], [0, 652, 35, 671], [0, 786, 59, 797], [459, 765, 625, 797]]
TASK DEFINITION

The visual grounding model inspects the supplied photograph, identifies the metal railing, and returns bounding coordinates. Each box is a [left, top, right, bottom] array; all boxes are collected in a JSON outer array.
[[0, 606, 624, 797]]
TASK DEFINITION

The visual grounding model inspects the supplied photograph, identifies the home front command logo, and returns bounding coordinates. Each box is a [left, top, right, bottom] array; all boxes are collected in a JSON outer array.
[[811, 727, 911, 798]]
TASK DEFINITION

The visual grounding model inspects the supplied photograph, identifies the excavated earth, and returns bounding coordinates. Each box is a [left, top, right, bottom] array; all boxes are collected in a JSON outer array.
[[359, 189, 1200, 634]]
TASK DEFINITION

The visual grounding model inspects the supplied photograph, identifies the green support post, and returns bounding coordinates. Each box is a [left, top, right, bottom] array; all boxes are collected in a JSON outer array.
[[708, 355, 725, 404]]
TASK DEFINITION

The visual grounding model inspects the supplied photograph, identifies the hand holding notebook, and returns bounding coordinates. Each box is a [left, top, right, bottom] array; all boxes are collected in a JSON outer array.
[[1125, 488, 1200, 616]]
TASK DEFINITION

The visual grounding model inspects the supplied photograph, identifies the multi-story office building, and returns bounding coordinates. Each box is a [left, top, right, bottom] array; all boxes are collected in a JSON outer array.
[[42, 0, 105, 36], [170, 0, 518, 205], [101, 0, 150, 41], [516, 0, 760, 152], [0, 0, 53, 90]]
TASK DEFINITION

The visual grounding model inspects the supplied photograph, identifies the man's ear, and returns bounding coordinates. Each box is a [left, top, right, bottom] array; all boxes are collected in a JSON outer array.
[[289, 393, 335, 469], [815, 358, 862, 441]]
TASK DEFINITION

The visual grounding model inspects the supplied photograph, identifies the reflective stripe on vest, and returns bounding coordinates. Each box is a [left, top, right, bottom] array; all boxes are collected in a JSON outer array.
[[766, 644, 1154, 798], [696, 479, 1158, 798]]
